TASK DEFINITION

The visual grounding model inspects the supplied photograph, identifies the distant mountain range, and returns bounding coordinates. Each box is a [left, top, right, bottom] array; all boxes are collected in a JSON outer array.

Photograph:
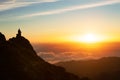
[[56, 57, 120, 80], [0, 30, 85, 80]]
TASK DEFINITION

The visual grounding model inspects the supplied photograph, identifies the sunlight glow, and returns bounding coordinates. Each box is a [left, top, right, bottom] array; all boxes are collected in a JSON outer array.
[[81, 34, 98, 43], [72, 33, 102, 43]]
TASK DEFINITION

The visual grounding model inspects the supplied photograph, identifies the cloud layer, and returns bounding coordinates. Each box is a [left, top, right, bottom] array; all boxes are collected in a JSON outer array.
[[34, 42, 120, 64], [37, 51, 89, 63]]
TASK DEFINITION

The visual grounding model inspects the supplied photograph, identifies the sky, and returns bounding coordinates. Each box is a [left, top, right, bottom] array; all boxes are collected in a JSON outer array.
[[0, 0, 120, 43]]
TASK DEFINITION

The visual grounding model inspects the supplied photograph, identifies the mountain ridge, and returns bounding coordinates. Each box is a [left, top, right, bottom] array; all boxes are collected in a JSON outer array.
[[0, 30, 85, 80], [56, 57, 120, 80]]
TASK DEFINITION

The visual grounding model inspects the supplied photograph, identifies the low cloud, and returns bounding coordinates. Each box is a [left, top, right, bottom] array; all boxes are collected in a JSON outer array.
[[34, 42, 120, 64], [37, 51, 91, 64]]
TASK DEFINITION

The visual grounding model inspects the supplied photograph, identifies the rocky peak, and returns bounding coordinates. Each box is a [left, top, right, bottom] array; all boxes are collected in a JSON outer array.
[[9, 29, 34, 51], [16, 29, 22, 38], [0, 32, 6, 44]]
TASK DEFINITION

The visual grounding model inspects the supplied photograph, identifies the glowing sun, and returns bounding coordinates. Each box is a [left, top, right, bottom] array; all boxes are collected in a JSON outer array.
[[81, 34, 98, 43], [78, 33, 99, 43]]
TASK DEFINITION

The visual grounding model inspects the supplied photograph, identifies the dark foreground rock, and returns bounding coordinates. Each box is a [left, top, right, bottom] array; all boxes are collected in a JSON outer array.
[[0, 30, 84, 80]]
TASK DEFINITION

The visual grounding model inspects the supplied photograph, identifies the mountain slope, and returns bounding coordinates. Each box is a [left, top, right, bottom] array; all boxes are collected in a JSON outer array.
[[0, 30, 84, 80], [56, 57, 120, 80]]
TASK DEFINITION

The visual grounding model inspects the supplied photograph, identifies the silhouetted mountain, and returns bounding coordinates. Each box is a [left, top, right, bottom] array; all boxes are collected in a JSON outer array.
[[0, 30, 84, 80], [0, 32, 6, 44], [56, 57, 120, 80]]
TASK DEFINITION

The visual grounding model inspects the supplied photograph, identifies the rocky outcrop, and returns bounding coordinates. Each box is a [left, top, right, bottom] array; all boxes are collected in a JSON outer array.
[[0, 32, 6, 44], [0, 30, 83, 80]]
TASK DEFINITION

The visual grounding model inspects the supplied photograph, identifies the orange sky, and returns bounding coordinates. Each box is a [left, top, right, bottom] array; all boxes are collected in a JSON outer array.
[[0, 0, 120, 43]]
